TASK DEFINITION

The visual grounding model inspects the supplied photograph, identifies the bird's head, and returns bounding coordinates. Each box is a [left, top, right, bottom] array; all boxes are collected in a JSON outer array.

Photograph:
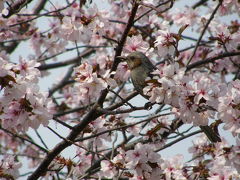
[[117, 51, 148, 70]]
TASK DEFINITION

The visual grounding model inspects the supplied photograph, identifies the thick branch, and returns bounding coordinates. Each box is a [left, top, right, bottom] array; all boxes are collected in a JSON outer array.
[[28, 86, 139, 179], [96, 1, 139, 107], [33, 0, 47, 14], [27, 103, 102, 180]]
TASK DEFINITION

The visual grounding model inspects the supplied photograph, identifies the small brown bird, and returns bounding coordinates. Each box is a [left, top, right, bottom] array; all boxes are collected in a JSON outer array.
[[117, 51, 221, 143]]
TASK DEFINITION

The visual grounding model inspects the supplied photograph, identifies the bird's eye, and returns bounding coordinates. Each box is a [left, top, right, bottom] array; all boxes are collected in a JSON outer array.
[[129, 56, 134, 60]]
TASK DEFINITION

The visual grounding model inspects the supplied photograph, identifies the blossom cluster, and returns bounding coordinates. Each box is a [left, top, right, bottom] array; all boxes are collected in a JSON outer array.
[[0, 155, 22, 179], [0, 57, 53, 132], [73, 61, 117, 105], [143, 62, 240, 136], [188, 135, 240, 179], [101, 144, 164, 180], [98, 138, 240, 179]]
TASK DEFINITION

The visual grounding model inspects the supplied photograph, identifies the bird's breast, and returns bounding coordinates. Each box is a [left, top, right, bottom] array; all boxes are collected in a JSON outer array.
[[130, 65, 151, 96]]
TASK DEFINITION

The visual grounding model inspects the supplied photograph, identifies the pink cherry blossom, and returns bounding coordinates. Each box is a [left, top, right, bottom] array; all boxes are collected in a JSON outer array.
[[155, 30, 176, 57], [0, 155, 22, 179], [171, 7, 199, 26], [161, 154, 187, 180], [100, 160, 118, 178], [124, 34, 150, 53]]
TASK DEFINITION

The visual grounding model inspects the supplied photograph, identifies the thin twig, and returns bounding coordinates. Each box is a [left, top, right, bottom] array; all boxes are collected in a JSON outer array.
[[38, 48, 94, 70], [108, 88, 135, 108], [9, 1, 77, 27], [187, 1, 223, 65], [52, 117, 74, 130], [155, 130, 202, 152], [186, 51, 240, 71], [134, 0, 173, 23], [0, 126, 48, 153], [75, 113, 171, 142], [34, 130, 49, 150], [54, 103, 93, 117], [109, 82, 126, 105], [38, 45, 109, 62]]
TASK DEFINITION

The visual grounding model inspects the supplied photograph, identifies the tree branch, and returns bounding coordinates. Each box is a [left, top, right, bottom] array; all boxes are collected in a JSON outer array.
[[155, 130, 202, 152], [28, 80, 139, 179], [96, 1, 139, 107], [1, 0, 48, 54], [27, 103, 102, 180], [38, 48, 94, 70], [187, 1, 223, 65], [186, 51, 240, 71], [192, 0, 209, 9], [0, 126, 48, 153], [3, 0, 34, 18], [134, 0, 173, 23]]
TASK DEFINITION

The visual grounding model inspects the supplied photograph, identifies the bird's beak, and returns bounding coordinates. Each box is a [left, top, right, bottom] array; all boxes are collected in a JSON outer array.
[[116, 56, 127, 62]]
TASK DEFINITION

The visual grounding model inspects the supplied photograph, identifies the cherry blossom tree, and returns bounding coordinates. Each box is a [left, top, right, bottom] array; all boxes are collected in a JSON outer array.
[[0, 0, 240, 179]]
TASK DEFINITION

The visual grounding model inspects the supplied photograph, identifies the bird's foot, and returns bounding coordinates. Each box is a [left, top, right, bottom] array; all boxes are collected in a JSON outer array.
[[144, 102, 153, 110]]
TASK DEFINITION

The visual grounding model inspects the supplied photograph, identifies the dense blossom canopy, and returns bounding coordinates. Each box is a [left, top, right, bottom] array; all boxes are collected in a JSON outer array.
[[0, 0, 240, 179]]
